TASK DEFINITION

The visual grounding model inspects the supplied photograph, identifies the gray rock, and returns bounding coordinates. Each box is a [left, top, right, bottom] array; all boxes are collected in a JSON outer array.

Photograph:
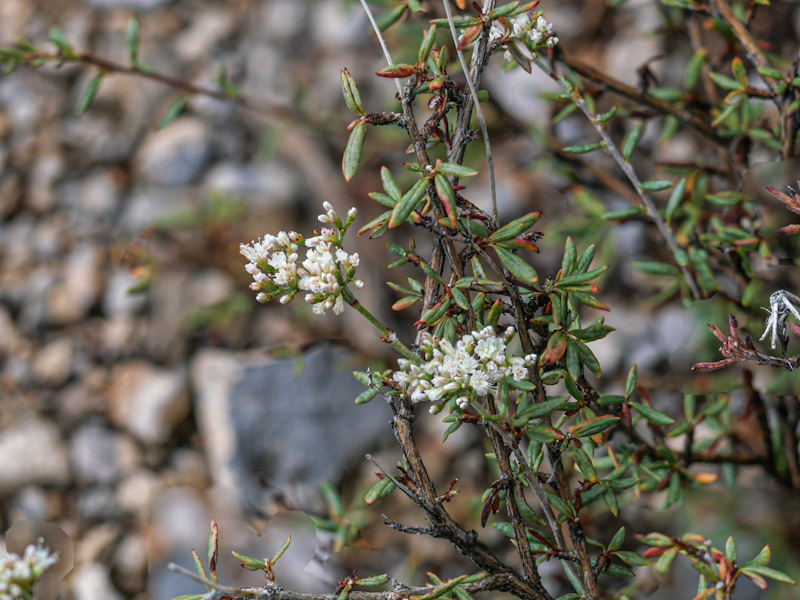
[[70, 422, 140, 485], [203, 162, 298, 207], [136, 118, 211, 186], [191, 344, 389, 513], [27, 154, 63, 213], [0, 419, 69, 495], [120, 186, 195, 234], [109, 362, 189, 445], [187, 269, 235, 309]]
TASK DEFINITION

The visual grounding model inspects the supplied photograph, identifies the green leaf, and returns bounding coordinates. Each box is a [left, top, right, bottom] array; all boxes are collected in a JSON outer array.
[[48, 27, 74, 55], [572, 415, 619, 437], [127, 17, 140, 64], [633, 260, 680, 277], [365, 477, 396, 504], [598, 394, 626, 406], [631, 403, 674, 426], [622, 122, 644, 161], [341, 68, 364, 115], [435, 173, 459, 230], [488, 211, 541, 242], [725, 536, 737, 562], [342, 122, 366, 181], [191, 549, 210, 585], [390, 177, 428, 228], [159, 96, 190, 129], [640, 180, 673, 192], [665, 177, 687, 221], [562, 237, 577, 275], [731, 57, 747, 85], [272, 535, 292, 562], [571, 446, 597, 480], [684, 48, 708, 90], [741, 545, 771, 569], [437, 162, 478, 178], [355, 387, 379, 404], [76, 71, 106, 116], [411, 575, 468, 600], [419, 24, 437, 64], [557, 265, 607, 287], [758, 65, 784, 80], [377, 3, 408, 31], [625, 364, 637, 399], [356, 574, 392, 587], [614, 550, 649, 566], [495, 246, 538, 284], [709, 71, 742, 91], [609, 526, 625, 551], [654, 546, 679, 575], [604, 564, 634, 578], [544, 331, 568, 364], [563, 142, 607, 154], [519, 396, 569, 420], [381, 167, 402, 201], [602, 206, 645, 221], [740, 566, 796, 585]]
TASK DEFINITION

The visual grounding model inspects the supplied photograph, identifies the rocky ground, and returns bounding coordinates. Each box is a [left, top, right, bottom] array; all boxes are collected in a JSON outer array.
[[1, 1, 800, 599]]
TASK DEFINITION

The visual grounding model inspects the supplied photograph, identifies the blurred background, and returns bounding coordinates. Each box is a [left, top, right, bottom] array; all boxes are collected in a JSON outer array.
[[1, 0, 800, 598]]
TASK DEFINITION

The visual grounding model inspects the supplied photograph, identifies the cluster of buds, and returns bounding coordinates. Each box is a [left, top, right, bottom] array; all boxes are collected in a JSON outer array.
[[241, 202, 362, 315], [0, 541, 59, 600], [392, 326, 537, 412]]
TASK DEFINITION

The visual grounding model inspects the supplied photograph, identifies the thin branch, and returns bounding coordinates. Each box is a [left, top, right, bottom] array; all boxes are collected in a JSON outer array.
[[24, 50, 302, 124], [169, 562, 510, 600], [533, 57, 703, 301], [358, 0, 403, 96], [556, 51, 725, 147], [443, 0, 498, 224]]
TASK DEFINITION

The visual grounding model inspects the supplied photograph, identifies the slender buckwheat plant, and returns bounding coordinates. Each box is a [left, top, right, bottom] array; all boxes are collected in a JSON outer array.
[[4, 1, 800, 599]]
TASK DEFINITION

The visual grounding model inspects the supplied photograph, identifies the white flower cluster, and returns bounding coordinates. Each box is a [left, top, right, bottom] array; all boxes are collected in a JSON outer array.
[[241, 202, 362, 315], [482, 11, 559, 61], [0, 541, 59, 600], [392, 326, 537, 412]]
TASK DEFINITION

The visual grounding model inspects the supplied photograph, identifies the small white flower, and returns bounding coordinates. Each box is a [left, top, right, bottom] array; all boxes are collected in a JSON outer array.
[[759, 289, 800, 353]]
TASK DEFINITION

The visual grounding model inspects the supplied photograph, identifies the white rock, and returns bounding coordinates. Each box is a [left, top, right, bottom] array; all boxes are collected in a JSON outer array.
[[72, 563, 123, 600], [32, 337, 73, 386], [47, 244, 100, 324], [109, 362, 189, 444], [102, 270, 147, 317], [0, 419, 69, 495]]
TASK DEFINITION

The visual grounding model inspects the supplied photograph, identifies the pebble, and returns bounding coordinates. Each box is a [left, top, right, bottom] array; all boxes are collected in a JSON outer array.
[[70, 421, 141, 485], [0, 419, 69, 495], [72, 563, 123, 600], [109, 361, 189, 445], [47, 244, 101, 325], [32, 337, 73, 386], [135, 118, 212, 186]]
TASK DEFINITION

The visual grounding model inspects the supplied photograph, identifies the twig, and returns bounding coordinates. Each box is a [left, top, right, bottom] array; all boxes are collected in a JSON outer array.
[[358, 0, 403, 96], [533, 57, 703, 301], [443, 0, 498, 225], [556, 51, 725, 147]]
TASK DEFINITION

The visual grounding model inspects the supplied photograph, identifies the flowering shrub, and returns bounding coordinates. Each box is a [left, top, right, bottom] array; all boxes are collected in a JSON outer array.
[[4, 0, 800, 599]]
